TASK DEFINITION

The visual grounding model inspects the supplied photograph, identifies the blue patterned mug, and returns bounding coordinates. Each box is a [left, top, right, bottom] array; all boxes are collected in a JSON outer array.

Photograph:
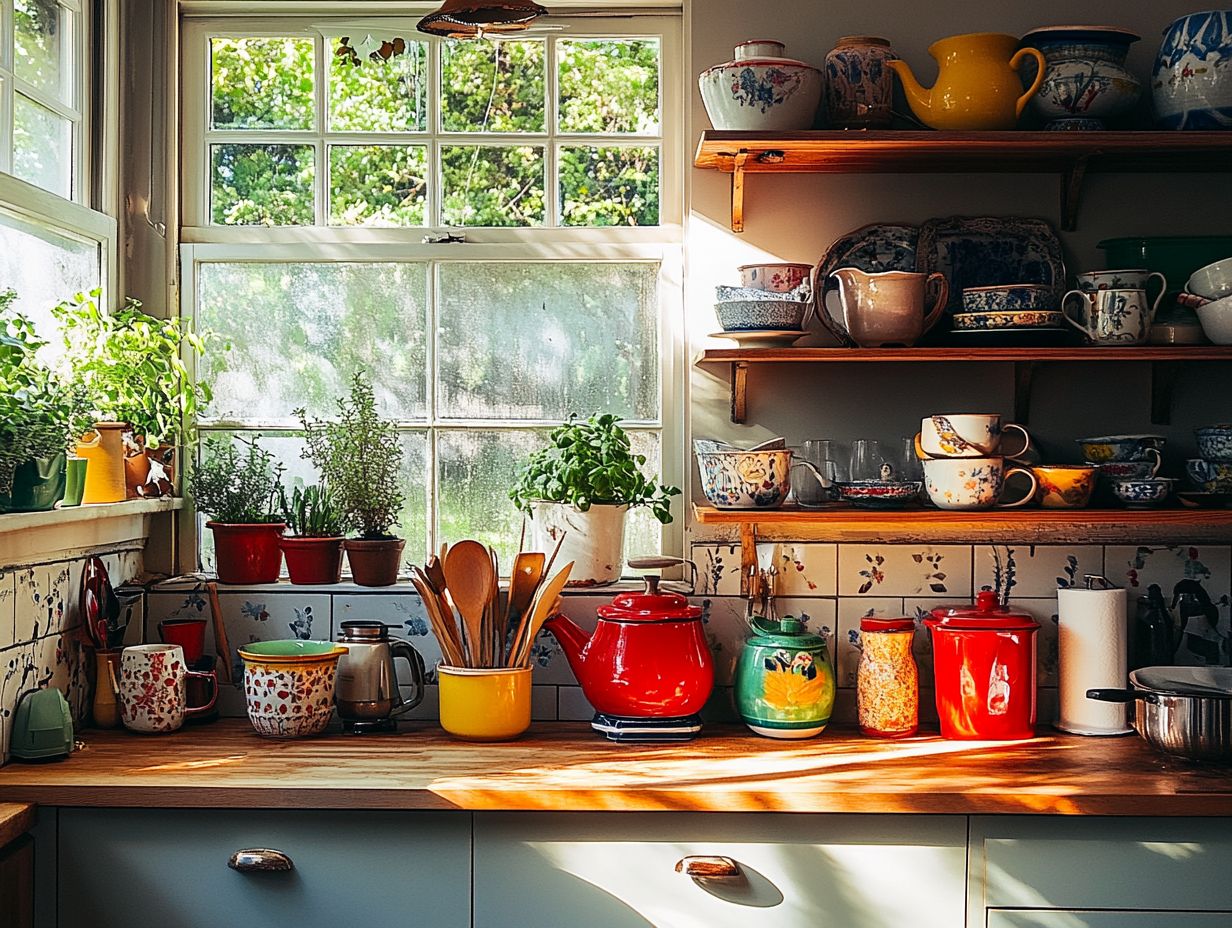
[[1063, 287, 1162, 345]]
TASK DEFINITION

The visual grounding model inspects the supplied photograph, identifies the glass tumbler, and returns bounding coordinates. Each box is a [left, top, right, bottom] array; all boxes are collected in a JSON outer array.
[[850, 439, 894, 482]]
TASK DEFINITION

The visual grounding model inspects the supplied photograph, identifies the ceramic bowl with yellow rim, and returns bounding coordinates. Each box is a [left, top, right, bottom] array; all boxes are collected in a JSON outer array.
[[1033, 465, 1096, 509], [237, 640, 348, 739], [952, 310, 1065, 330], [438, 666, 532, 741]]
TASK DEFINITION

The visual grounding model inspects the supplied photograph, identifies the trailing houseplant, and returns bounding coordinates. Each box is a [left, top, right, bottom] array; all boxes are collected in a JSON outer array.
[[298, 371, 406, 587], [189, 435, 286, 584], [278, 481, 347, 585], [510, 414, 679, 586]]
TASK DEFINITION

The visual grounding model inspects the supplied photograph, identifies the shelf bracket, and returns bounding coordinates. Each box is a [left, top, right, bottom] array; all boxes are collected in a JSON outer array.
[[730, 150, 749, 232], [1013, 360, 1037, 425], [1150, 360, 1182, 425], [730, 360, 749, 423], [739, 522, 757, 596], [1060, 155, 1090, 232]]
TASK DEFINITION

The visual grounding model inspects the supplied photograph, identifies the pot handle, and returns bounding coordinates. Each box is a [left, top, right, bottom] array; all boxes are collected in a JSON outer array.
[[1086, 687, 1159, 705], [627, 556, 698, 594], [389, 638, 427, 716]]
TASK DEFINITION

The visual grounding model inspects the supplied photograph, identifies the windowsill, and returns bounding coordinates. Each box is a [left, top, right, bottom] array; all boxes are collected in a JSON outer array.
[[0, 497, 182, 533], [152, 575, 651, 596], [0, 497, 181, 568]]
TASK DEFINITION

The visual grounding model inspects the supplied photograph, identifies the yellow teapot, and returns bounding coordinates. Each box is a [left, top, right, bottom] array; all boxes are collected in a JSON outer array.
[[889, 32, 1045, 130]]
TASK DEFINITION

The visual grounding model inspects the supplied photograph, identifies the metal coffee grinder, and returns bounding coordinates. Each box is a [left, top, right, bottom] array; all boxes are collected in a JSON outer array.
[[334, 621, 427, 733]]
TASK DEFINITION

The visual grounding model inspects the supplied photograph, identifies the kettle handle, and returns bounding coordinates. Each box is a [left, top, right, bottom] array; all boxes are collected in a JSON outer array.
[[388, 638, 427, 716]]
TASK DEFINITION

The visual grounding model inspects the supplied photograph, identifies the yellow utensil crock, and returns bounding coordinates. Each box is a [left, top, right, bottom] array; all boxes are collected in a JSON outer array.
[[438, 666, 532, 741]]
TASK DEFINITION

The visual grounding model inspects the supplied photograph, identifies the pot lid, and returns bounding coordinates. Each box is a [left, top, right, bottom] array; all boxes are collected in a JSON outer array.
[[860, 616, 915, 634], [1131, 666, 1232, 698], [1020, 25, 1140, 46], [925, 590, 1039, 631], [597, 576, 702, 622], [749, 615, 825, 648]]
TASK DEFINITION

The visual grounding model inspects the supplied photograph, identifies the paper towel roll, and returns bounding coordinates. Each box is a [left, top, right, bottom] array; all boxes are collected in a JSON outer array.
[[1056, 586, 1133, 735]]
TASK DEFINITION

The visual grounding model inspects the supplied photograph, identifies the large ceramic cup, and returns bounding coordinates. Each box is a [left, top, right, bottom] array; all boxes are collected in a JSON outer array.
[[922, 456, 1038, 510], [118, 644, 218, 734], [1033, 465, 1096, 509], [1021, 26, 1141, 129], [827, 268, 948, 347], [238, 640, 348, 739], [918, 414, 1030, 460], [694, 442, 792, 509], [1063, 287, 1161, 345]]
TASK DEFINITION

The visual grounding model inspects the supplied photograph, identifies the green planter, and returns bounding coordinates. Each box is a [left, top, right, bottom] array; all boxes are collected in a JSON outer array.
[[0, 452, 67, 514]]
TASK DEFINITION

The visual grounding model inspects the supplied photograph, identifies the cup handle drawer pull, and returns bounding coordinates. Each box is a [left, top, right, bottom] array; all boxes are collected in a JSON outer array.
[[228, 848, 294, 872], [675, 856, 742, 878]]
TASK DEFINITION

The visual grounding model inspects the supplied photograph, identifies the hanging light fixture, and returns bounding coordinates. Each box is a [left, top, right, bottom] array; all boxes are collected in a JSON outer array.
[[416, 0, 549, 38]]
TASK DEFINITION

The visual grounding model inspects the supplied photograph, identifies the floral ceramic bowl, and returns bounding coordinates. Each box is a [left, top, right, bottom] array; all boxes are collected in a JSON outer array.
[[952, 310, 1064, 330], [1110, 477, 1175, 508], [1033, 465, 1096, 509], [1096, 460, 1159, 480], [238, 640, 348, 739], [1186, 458, 1232, 491], [835, 480, 922, 509], [694, 440, 792, 509], [699, 41, 822, 131], [960, 284, 1053, 312], [1196, 425, 1232, 462], [715, 298, 809, 331], [1076, 434, 1165, 463], [738, 263, 813, 293]]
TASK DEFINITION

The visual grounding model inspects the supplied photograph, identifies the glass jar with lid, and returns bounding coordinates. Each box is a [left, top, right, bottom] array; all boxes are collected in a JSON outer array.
[[856, 617, 919, 738]]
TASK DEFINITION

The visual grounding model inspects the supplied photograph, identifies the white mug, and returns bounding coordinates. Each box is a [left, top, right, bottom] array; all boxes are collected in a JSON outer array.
[[922, 456, 1038, 510], [918, 414, 1031, 460], [1063, 287, 1162, 346]]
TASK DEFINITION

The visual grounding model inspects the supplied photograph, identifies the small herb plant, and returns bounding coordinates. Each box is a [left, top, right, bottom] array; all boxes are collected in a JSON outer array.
[[298, 371, 405, 539], [280, 482, 346, 537], [510, 414, 679, 524], [189, 436, 285, 524]]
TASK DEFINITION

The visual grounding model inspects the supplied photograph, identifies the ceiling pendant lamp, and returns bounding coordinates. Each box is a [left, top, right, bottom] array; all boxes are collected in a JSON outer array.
[[416, 0, 549, 38]]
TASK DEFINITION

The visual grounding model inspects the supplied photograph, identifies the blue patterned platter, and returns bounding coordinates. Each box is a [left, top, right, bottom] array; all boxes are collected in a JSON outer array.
[[814, 223, 920, 346]]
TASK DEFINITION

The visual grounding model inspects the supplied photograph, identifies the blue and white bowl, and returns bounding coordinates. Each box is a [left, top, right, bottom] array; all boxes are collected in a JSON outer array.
[[1196, 425, 1232, 462], [1153, 10, 1232, 129], [961, 284, 1054, 312], [715, 298, 809, 332], [1186, 458, 1232, 491], [1110, 477, 1175, 508], [1077, 434, 1165, 464]]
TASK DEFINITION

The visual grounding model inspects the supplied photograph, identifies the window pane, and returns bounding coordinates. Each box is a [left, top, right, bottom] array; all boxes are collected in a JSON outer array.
[[625, 431, 664, 561], [558, 39, 659, 134], [329, 145, 427, 226], [440, 145, 544, 227], [329, 36, 427, 132], [13, 93, 71, 198], [0, 207, 100, 344], [211, 144, 315, 225], [197, 263, 429, 423], [15, 0, 70, 102], [560, 146, 659, 227], [441, 39, 545, 133], [210, 37, 315, 130], [436, 262, 659, 420]]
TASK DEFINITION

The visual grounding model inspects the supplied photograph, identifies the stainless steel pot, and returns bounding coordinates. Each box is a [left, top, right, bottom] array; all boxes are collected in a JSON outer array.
[[1088, 666, 1232, 762]]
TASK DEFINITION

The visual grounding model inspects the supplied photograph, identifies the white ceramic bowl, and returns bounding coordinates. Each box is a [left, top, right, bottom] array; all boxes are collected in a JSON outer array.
[[1196, 293, 1232, 345], [699, 42, 821, 131], [1187, 257, 1232, 301]]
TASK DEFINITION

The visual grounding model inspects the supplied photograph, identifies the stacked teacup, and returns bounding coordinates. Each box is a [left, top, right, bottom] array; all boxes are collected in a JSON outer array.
[[1186, 425, 1232, 498], [916, 414, 1038, 510], [1064, 269, 1166, 346], [1078, 434, 1172, 507], [712, 262, 813, 344]]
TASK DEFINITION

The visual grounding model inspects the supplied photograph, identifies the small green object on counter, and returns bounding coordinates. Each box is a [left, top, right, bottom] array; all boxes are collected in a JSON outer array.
[[734, 615, 835, 739], [10, 687, 74, 760]]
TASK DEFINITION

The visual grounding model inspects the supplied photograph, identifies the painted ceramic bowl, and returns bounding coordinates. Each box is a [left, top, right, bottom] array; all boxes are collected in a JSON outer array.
[[238, 640, 348, 739], [715, 298, 808, 331], [1021, 26, 1141, 129], [1076, 434, 1165, 463], [1196, 294, 1232, 346], [738, 263, 813, 293], [1153, 10, 1232, 130], [1186, 458, 1232, 491], [699, 41, 822, 131], [715, 284, 810, 303], [960, 284, 1053, 312], [694, 442, 792, 509], [1033, 465, 1096, 509], [1196, 425, 1232, 462], [952, 310, 1064, 330], [1109, 477, 1175, 508], [835, 480, 921, 509], [1186, 257, 1232, 301], [1096, 460, 1159, 480]]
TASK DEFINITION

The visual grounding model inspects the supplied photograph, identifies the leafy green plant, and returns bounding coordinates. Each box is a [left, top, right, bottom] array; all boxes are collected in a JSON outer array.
[[189, 435, 285, 524], [298, 371, 405, 539], [279, 481, 346, 537], [53, 289, 220, 448], [510, 414, 679, 524]]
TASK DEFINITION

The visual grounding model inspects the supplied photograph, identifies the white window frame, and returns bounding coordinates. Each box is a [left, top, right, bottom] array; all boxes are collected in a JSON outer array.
[[178, 13, 686, 569]]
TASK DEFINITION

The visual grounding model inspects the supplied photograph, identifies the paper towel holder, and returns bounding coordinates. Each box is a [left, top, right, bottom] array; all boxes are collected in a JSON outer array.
[[1083, 574, 1116, 590]]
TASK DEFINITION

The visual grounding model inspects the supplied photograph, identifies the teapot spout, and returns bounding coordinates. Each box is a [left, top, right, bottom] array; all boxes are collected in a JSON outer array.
[[888, 59, 932, 119], [543, 613, 591, 679]]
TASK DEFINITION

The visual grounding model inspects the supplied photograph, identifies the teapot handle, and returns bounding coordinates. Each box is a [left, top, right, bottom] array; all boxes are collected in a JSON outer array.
[[1011, 47, 1048, 119], [388, 639, 426, 716], [920, 272, 950, 335]]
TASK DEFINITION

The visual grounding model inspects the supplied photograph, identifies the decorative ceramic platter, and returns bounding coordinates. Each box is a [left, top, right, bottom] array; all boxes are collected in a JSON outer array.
[[948, 327, 1076, 347], [710, 329, 807, 347], [813, 223, 919, 346], [917, 216, 1066, 314], [952, 310, 1066, 331]]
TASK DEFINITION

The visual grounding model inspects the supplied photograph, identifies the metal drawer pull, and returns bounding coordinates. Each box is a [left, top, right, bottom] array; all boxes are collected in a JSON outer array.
[[228, 848, 294, 872], [675, 856, 742, 878]]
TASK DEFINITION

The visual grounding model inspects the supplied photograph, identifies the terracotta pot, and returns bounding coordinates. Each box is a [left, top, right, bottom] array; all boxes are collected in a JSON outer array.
[[207, 522, 285, 585], [281, 536, 345, 585], [344, 537, 405, 587], [78, 422, 127, 504]]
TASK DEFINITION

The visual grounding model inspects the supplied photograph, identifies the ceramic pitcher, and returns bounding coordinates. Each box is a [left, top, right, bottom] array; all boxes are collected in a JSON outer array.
[[889, 33, 1046, 129], [827, 268, 948, 347], [1063, 287, 1162, 345], [77, 422, 127, 504]]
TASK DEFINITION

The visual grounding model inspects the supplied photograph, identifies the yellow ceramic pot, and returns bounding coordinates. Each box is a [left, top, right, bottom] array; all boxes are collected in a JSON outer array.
[[1034, 465, 1096, 509], [77, 422, 128, 504], [889, 33, 1046, 130], [438, 666, 532, 741]]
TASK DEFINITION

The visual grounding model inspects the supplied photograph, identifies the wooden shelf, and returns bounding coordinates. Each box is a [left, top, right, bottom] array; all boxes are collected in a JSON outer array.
[[694, 130, 1232, 231], [695, 346, 1232, 425]]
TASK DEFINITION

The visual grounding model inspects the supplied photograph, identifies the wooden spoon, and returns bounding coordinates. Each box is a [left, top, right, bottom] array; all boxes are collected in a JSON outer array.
[[513, 561, 573, 668], [445, 540, 496, 668], [409, 568, 466, 667], [504, 552, 545, 666]]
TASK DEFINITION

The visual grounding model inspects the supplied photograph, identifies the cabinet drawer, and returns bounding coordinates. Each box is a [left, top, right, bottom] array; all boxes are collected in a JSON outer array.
[[989, 912, 1232, 928], [474, 812, 966, 928], [59, 809, 469, 928], [972, 816, 1232, 912]]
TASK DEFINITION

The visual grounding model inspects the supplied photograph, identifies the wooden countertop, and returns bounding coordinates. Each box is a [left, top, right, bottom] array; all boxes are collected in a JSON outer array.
[[0, 803, 36, 847], [0, 722, 1228, 815]]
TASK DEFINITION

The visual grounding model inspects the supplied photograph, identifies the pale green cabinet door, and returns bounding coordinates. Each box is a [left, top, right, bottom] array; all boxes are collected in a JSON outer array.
[[58, 809, 470, 928], [989, 912, 1232, 928], [474, 812, 967, 928]]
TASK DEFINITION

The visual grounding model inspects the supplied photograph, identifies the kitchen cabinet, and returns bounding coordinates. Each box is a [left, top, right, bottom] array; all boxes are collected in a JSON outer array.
[[988, 914, 1232, 928], [57, 809, 470, 928], [1, 835, 34, 928], [472, 812, 968, 928]]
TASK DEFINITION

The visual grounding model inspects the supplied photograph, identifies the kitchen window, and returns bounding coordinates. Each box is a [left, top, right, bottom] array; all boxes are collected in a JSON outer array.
[[180, 15, 683, 571]]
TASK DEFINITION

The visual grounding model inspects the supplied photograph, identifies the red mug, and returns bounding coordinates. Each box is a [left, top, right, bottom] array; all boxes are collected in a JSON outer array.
[[159, 618, 208, 663]]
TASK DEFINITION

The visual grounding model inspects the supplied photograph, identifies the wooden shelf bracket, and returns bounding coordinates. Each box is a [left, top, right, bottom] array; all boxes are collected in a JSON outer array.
[[1013, 360, 1037, 425], [1150, 360, 1183, 425], [729, 150, 748, 232], [1060, 154, 1090, 232], [730, 360, 749, 423]]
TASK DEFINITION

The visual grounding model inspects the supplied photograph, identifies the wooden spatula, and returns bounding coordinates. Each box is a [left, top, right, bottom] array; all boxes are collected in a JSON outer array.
[[513, 561, 573, 668], [444, 539, 496, 667], [506, 550, 545, 631], [410, 568, 465, 667]]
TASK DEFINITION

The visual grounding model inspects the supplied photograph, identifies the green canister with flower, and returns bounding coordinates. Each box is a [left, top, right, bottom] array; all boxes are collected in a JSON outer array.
[[734, 616, 835, 738]]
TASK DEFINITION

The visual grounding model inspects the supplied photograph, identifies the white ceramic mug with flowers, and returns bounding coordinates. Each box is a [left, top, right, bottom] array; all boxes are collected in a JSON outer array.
[[918, 414, 1031, 459], [922, 456, 1038, 510], [118, 644, 218, 734]]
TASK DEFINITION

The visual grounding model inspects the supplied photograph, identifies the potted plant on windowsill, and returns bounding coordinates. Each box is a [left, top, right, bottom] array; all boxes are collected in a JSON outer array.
[[279, 482, 347, 585], [189, 436, 286, 585], [510, 414, 679, 587], [298, 372, 406, 587]]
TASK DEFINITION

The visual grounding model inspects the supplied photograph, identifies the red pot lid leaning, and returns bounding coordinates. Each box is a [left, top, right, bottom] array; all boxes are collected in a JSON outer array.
[[925, 590, 1039, 631], [598, 577, 702, 622]]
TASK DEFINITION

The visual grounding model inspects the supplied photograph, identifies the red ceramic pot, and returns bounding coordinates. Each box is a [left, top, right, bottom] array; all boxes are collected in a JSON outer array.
[[545, 577, 714, 718], [208, 522, 285, 585], [280, 536, 345, 585], [924, 591, 1039, 740]]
